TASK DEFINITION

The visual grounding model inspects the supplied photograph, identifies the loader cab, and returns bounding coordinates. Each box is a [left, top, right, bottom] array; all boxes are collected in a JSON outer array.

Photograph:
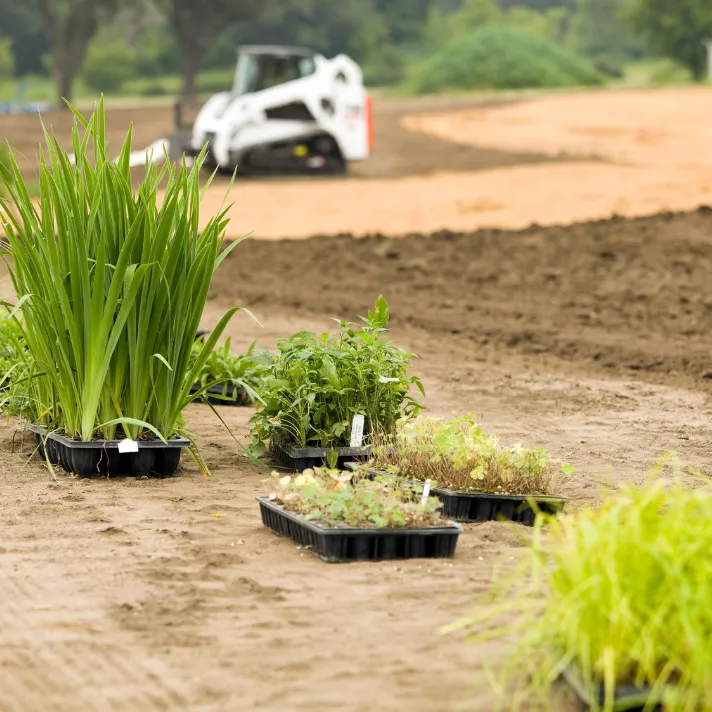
[[232, 46, 317, 96]]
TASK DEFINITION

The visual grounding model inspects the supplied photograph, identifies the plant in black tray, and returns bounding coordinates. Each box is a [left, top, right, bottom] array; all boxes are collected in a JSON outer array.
[[190, 338, 270, 405], [259, 466, 462, 562], [371, 415, 573, 523], [0, 308, 51, 426], [249, 297, 424, 466], [272, 467, 442, 528], [446, 455, 712, 712], [0, 99, 251, 475]]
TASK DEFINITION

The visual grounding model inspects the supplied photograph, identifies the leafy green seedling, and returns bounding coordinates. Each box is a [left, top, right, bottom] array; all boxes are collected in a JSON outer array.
[[373, 414, 572, 496], [271, 466, 443, 529], [249, 297, 424, 454]]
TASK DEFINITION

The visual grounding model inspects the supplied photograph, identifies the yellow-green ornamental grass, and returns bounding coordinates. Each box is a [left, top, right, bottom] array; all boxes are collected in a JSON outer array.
[[448, 457, 712, 711]]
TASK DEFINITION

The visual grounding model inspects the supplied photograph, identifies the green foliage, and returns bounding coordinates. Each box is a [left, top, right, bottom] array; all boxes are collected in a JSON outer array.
[[413, 25, 603, 93], [624, 0, 712, 80], [191, 338, 270, 404], [374, 415, 572, 495], [271, 466, 443, 529], [0, 309, 34, 420], [81, 41, 136, 93], [448, 457, 712, 711], [0, 1, 48, 76], [0, 99, 244, 444], [427, 0, 502, 44], [217, 0, 390, 67], [250, 297, 424, 452], [0, 38, 14, 78], [571, 0, 643, 67], [0, 143, 11, 198], [135, 28, 180, 77]]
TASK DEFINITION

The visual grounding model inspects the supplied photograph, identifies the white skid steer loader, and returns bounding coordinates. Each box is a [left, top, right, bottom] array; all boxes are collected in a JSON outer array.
[[180, 45, 373, 176]]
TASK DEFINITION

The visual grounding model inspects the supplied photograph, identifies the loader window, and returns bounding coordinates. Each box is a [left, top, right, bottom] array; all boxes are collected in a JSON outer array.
[[233, 54, 259, 96], [233, 52, 317, 95]]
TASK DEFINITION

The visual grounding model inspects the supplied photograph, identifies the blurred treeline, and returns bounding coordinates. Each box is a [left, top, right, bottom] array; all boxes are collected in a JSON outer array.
[[0, 0, 710, 102]]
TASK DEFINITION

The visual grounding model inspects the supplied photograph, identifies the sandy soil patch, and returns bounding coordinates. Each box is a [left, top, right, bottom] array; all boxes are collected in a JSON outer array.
[[202, 162, 712, 239], [201, 87, 712, 238], [404, 87, 712, 168]]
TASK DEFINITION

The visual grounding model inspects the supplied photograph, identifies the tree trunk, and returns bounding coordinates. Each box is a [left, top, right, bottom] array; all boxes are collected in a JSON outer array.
[[171, 0, 205, 102], [37, 0, 99, 109], [690, 51, 706, 82], [179, 43, 202, 101], [52, 57, 76, 105]]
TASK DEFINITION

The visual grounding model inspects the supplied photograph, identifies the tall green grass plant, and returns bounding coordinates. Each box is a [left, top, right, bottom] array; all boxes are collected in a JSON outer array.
[[0, 99, 245, 444]]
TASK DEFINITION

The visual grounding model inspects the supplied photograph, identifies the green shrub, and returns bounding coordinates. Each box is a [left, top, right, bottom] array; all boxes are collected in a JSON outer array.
[[81, 42, 136, 94], [249, 297, 424, 455], [413, 26, 603, 93], [448, 457, 712, 710]]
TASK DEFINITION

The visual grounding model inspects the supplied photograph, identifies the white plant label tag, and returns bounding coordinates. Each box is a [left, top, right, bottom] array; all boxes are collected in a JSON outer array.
[[421, 479, 432, 506], [350, 414, 365, 448], [118, 438, 139, 454]]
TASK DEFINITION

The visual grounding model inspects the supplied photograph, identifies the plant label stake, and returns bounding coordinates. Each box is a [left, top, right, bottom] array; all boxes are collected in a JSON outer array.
[[350, 414, 365, 448], [118, 438, 139, 454], [421, 479, 432, 506]]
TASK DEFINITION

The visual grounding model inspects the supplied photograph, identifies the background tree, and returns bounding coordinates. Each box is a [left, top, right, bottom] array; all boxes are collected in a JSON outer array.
[[202, 0, 400, 86], [155, 0, 279, 99], [372, 0, 435, 45], [37, 0, 120, 103], [624, 0, 712, 79], [0, 0, 48, 76], [0, 39, 14, 79]]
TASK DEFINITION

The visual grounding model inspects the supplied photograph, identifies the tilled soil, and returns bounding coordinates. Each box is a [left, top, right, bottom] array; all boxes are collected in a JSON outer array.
[[4, 208, 712, 712], [214, 207, 712, 387]]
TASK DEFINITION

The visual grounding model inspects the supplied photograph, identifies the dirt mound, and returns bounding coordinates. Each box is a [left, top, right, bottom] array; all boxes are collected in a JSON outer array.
[[213, 207, 712, 385]]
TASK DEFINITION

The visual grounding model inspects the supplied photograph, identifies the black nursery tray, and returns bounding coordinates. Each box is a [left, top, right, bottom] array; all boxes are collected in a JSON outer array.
[[257, 496, 462, 563], [189, 383, 248, 407], [562, 665, 663, 711], [346, 465, 566, 526], [426, 485, 567, 526], [271, 438, 371, 472], [29, 424, 190, 478]]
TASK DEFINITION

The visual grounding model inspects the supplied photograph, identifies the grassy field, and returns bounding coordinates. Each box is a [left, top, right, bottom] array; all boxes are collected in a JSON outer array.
[[0, 57, 701, 107], [0, 68, 234, 105]]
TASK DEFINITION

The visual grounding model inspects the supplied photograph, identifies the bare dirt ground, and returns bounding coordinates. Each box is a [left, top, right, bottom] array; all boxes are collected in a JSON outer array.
[[3, 89, 712, 712], [6, 88, 711, 237], [195, 86, 712, 238]]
